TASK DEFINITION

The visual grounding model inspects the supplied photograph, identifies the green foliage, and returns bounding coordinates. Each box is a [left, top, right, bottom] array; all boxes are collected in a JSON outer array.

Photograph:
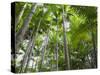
[[12, 2, 97, 73]]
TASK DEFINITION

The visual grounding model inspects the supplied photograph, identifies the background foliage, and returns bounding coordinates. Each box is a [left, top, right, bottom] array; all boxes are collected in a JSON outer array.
[[11, 2, 97, 73]]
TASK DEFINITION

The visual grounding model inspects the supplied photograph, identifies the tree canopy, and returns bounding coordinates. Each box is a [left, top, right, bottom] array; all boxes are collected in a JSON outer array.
[[11, 2, 97, 73]]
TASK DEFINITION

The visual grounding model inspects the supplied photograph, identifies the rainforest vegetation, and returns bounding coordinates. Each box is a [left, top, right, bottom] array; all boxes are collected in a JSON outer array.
[[11, 2, 97, 73]]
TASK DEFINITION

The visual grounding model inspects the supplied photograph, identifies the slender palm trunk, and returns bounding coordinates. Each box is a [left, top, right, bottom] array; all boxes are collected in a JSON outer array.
[[35, 59, 38, 72], [24, 43, 34, 72], [16, 4, 37, 52], [15, 3, 27, 27], [19, 16, 42, 73], [55, 44, 58, 70], [56, 18, 58, 71], [19, 35, 34, 73], [62, 6, 70, 70], [39, 34, 49, 71], [91, 30, 97, 68]]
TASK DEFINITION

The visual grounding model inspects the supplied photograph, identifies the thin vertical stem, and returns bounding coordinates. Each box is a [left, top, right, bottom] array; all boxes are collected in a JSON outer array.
[[62, 5, 70, 70]]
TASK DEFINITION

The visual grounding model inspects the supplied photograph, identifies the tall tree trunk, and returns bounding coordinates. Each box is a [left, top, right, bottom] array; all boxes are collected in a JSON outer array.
[[24, 17, 42, 72], [55, 17, 58, 71], [15, 3, 27, 27], [91, 29, 97, 68], [35, 59, 39, 72], [39, 34, 49, 71], [62, 6, 70, 70], [16, 4, 37, 52], [55, 44, 58, 71], [19, 16, 42, 73], [24, 43, 34, 72], [19, 35, 34, 73]]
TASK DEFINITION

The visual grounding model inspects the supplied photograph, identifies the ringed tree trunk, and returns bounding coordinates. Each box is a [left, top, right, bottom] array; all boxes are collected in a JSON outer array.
[[62, 5, 70, 70], [16, 4, 37, 52], [19, 16, 42, 73], [23, 17, 42, 72]]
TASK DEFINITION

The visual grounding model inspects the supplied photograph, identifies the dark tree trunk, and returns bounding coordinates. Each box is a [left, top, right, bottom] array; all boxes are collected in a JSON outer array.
[[55, 17, 58, 71], [91, 30, 97, 68]]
